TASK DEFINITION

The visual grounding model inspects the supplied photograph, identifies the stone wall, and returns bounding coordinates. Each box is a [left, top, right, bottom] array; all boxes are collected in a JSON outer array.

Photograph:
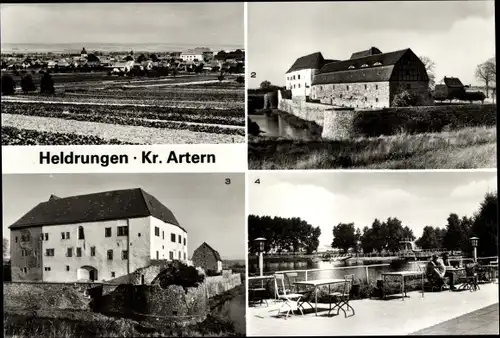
[[311, 81, 391, 109], [278, 97, 331, 126], [322, 108, 357, 140], [204, 273, 242, 298], [10, 227, 43, 282], [4, 282, 91, 311]]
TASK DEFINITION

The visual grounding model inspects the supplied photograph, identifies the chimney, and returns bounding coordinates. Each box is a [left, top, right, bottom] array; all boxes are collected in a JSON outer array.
[[49, 194, 60, 201]]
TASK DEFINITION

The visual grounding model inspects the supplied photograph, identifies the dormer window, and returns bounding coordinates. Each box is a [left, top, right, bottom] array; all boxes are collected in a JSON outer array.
[[361, 64, 368, 68], [348, 65, 355, 69], [373, 62, 382, 66]]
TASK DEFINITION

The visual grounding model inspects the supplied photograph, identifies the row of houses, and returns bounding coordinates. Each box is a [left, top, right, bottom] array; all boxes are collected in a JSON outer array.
[[9, 188, 224, 283], [285, 47, 433, 109]]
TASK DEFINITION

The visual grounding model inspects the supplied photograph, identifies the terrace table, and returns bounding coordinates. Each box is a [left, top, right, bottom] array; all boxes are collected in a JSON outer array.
[[482, 264, 498, 282], [381, 271, 424, 301], [294, 278, 346, 316]]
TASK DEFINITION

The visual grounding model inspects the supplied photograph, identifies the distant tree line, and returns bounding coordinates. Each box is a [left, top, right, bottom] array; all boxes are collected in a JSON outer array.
[[1, 71, 54, 95], [248, 215, 321, 254]]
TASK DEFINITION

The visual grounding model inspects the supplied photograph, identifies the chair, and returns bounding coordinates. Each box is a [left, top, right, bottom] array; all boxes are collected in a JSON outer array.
[[274, 274, 306, 319], [285, 272, 313, 310], [328, 274, 355, 318], [459, 263, 480, 292]]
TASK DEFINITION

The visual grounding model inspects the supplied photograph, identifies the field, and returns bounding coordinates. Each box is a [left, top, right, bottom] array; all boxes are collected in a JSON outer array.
[[1, 72, 245, 145], [248, 126, 497, 169]]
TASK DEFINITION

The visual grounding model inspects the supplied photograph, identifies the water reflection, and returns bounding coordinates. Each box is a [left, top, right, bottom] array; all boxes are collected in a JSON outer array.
[[248, 114, 316, 140], [211, 290, 246, 335]]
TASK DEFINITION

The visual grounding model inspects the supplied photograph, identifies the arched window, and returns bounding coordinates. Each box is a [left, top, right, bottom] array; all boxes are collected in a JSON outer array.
[[361, 64, 368, 68], [373, 62, 382, 66], [78, 226, 85, 240], [348, 65, 355, 69]]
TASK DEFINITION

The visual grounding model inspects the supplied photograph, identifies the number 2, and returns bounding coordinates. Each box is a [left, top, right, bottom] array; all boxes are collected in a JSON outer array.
[[250, 72, 256, 78]]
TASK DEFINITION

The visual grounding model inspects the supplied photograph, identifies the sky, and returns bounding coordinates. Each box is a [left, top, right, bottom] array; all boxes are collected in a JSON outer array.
[[248, 171, 497, 250], [2, 173, 245, 260], [0, 3, 244, 50], [248, 1, 496, 88]]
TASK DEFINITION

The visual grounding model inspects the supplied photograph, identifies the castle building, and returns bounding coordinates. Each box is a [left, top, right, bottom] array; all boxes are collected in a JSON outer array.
[[192, 242, 222, 275], [287, 47, 432, 108], [9, 188, 188, 283]]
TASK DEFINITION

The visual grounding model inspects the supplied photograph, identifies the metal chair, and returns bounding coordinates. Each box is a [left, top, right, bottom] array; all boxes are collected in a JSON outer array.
[[274, 274, 307, 319], [285, 272, 314, 310], [328, 274, 355, 318], [459, 263, 480, 291]]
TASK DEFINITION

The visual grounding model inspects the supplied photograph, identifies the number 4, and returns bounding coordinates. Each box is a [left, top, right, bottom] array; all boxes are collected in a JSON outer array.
[[254, 179, 260, 184]]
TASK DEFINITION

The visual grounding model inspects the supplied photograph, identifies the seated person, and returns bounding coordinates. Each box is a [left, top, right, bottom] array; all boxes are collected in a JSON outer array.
[[426, 254, 449, 289], [441, 252, 456, 290]]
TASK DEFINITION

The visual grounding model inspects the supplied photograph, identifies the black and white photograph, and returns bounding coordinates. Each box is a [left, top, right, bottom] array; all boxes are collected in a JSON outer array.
[[247, 171, 498, 335], [3, 173, 246, 337], [1, 3, 245, 145], [247, 1, 496, 169]]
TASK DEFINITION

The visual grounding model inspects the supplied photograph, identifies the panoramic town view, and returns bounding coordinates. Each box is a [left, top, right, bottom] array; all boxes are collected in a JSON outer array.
[[247, 171, 498, 335], [247, 1, 496, 169], [3, 173, 246, 337], [1, 3, 245, 145]]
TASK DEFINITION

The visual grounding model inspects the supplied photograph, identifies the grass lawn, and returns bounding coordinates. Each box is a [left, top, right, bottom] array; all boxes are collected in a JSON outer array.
[[248, 126, 497, 169]]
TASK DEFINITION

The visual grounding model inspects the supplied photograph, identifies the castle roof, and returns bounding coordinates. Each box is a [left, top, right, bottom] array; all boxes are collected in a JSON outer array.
[[195, 242, 222, 261], [350, 47, 382, 60], [9, 188, 185, 232], [313, 48, 427, 84], [286, 52, 325, 73], [443, 77, 464, 88]]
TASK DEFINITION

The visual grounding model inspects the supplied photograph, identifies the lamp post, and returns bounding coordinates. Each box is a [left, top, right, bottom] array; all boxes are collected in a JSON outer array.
[[471, 237, 479, 263], [254, 237, 266, 277]]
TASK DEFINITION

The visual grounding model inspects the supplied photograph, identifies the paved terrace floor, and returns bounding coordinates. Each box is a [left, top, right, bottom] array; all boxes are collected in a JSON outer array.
[[248, 282, 499, 336]]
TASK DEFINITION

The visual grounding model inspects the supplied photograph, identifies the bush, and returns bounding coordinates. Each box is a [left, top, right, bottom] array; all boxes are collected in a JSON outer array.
[[21, 74, 37, 93], [1, 74, 16, 95], [152, 260, 205, 292], [235, 76, 244, 84], [392, 90, 418, 107], [40, 72, 55, 94], [464, 91, 486, 103], [218, 75, 225, 82]]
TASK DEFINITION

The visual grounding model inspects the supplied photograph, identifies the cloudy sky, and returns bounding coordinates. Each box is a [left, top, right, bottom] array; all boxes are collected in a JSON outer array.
[[0, 3, 243, 50], [3, 173, 245, 260], [248, 1, 495, 88], [248, 171, 497, 250]]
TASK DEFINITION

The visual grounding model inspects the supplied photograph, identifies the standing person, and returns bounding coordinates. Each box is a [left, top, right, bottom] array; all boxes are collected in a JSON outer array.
[[441, 252, 457, 290]]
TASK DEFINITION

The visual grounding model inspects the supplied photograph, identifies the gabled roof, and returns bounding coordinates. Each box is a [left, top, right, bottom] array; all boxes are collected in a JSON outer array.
[[313, 49, 420, 84], [350, 47, 382, 60], [286, 52, 325, 73], [196, 242, 222, 261], [9, 188, 185, 232], [443, 77, 464, 88]]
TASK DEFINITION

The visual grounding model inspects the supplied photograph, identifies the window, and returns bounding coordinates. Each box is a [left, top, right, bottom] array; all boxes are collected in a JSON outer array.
[[66, 265, 70, 271], [66, 232, 70, 239], [178, 251, 181, 259], [91, 246, 96, 256], [107, 250, 113, 260], [67, 248, 73, 257], [298, 74, 300, 79], [178, 235, 181, 244], [169, 251, 174, 260], [364, 84, 367, 90], [406, 84, 411, 89], [117, 226, 128, 236], [155, 227, 160, 237], [348, 65, 355, 69], [156, 251, 159, 259], [376, 98, 379, 102], [61, 232, 65, 240], [138, 233, 141, 237], [78, 226, 84, 240], [183, 238, 186, 246], [365, 97, 368, 102], [162, 231, 164, 240], [374, 62, 382, 66], [346, 85, 350, 90], [15, 237, 18, 243], [375, 85, 379, 90], [44, 233, 48, 241], [298, 84, 301, 88], [293, 75, 295, 80], [23, 267, 28, 273], [184, 253, 186, 260], [76, 247, 82, 257], [293, 84, 296, 89], [332, 85, 335, 90], [46, 249, 54, 256], [162, 245, 164, 249], [340, 94, 343, 99], [105, 228, 112, 237], [171, 233, 176, 242], [111, 272, 116, 278], [122, 250, 128, 260], [361, 64, 368, 68]]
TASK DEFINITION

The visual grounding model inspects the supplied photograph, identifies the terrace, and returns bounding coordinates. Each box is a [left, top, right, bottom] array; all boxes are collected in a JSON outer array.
[[248, 260, 499, 336]]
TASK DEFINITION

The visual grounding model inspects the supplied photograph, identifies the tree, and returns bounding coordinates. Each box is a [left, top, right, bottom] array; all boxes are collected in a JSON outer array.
[[235, 76, 244, 84], [471, 192, 497, 257], [475, 57, 496, 98], [260, 80, 272, 90], [443, 213, 470, 251], [40, 72, 55, 94], [137, 54, 147, 63], [21, 74, 37, 93], [416, 226, 445, 249], [1, 74, 16, 95], [332, 223, 357, 253], [150, 54, 159, 62], [419, 56, 436, 89]]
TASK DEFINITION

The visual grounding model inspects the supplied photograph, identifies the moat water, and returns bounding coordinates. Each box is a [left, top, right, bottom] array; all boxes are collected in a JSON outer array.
[[248, 114, 315, 140]]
